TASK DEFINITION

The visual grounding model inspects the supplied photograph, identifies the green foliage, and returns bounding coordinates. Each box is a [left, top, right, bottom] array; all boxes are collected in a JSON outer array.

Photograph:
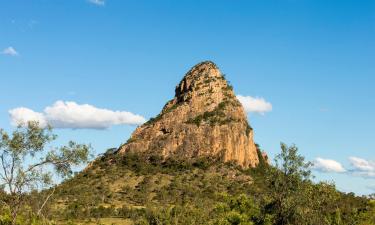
[[163, 104, 179, 114], [134, 205, 208, 225], [357, 200, 375, 224], [225, 83, 233, 91], [46, 151, 253, 222], [186, 101, 238, 126], [186, 115, 203, 126], [144, 104, 180, 126], [210, 194, 260, 225], [0, 205, 51, 225], [0, 122, 91, 225], [44, 144, 375, 224], [144, 114, 162, 126], [262, 143, 313, 224], [204, 78, 212, 84], [0, 206, 11, 225], [2, 140, 374, 225], [255, 145, 267, 169]]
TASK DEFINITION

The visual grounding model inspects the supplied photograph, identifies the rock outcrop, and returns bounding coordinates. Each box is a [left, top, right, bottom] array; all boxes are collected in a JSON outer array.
[[118, 61, 260, 167]]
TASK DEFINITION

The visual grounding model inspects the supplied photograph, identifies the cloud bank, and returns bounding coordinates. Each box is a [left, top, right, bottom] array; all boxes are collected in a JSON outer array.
[[2, 47, 18, 56], [9, 101, 146, 129], [313, 156, 375, 179], [313, 158, 346, 173], [237, 95, 272, 115]]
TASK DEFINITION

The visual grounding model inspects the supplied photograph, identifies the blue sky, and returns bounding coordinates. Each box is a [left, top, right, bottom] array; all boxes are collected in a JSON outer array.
[[1, 0, 374, 195]]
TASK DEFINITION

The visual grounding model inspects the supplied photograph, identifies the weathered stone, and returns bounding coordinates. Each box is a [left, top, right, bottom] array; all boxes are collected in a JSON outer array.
[[118, 61, 260, 167]]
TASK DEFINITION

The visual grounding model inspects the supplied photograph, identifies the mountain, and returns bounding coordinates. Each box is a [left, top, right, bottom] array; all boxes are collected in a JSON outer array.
[[45, 62, 373, 225], [118, 61, 260, 168], [47, 61, 266, 223]]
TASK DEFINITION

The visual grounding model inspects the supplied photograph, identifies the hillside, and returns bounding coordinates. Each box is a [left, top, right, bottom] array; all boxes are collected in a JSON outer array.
[[50, 152, 258, 224], [45, 150, 373, 225]]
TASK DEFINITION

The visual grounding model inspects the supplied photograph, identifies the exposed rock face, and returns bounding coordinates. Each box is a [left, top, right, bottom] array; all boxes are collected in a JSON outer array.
[[119, 61, 259, 167]]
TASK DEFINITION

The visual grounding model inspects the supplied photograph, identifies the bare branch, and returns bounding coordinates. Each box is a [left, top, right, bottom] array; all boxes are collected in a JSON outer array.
[[37, 186, 55, 216]]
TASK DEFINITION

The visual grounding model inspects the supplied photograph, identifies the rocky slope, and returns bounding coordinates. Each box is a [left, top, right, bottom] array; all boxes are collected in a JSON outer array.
[[118, 61, 260, 167]]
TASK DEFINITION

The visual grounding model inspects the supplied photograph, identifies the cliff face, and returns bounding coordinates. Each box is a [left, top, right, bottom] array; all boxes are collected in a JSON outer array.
[[119, 61, 259, 167]]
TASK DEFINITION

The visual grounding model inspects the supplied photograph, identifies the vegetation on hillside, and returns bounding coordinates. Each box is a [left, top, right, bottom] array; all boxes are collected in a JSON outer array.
[[0, 125, 374, 225], [186, 100, 240, 126]]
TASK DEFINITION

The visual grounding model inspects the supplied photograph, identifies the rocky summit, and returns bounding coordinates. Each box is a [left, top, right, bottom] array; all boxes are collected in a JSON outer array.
[[119, 61, 260, 167]]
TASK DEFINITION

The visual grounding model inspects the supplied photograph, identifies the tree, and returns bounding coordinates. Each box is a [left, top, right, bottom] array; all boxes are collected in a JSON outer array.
[[210, 194, 261, 225], [263, 143, 312, 225], [306, 181, 341, 225], [0, 121, 92, 225], [357, 199, 375, 225]]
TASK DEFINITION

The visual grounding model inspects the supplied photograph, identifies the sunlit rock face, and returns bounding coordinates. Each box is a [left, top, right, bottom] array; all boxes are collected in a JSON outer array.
[[119, 61, 260, 168]]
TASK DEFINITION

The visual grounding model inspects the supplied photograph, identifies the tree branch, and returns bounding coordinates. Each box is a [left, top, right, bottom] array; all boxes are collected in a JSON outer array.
[[37, 186, 55, 216]]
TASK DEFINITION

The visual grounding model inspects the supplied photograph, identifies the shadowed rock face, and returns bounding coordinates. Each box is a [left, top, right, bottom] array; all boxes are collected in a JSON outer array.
[[119, 61, 259, 167]]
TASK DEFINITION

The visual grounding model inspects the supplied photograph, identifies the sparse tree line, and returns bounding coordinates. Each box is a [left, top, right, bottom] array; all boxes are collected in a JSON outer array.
[[0, 123, 374, 224]]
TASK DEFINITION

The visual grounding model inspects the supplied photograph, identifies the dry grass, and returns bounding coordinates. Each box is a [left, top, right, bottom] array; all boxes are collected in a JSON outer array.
[[57, 218, 133, 225]]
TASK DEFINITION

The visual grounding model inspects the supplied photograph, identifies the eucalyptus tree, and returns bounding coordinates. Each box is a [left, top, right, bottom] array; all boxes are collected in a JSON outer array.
[[0, 121, 92, 224], [263, 143, 313, 225]]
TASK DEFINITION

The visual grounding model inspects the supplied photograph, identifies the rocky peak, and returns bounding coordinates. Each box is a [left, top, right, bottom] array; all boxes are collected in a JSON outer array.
[[174, 61, 223, 102], [119, 61, 260, 168], [162, 61, 241, 121]]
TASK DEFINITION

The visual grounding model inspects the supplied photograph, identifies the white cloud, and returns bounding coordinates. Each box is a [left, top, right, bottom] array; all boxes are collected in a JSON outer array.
[[348, 157, 375, 178], [9, 101, 146, 129], [349, 157, 375, 172], [9, 107, 47, 127], [313, 157, 346, 173], [237, 95, 272, 115], [88, 0, 105, 6], [312, 156, 375, 178], [2, 47, 18, 56]]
